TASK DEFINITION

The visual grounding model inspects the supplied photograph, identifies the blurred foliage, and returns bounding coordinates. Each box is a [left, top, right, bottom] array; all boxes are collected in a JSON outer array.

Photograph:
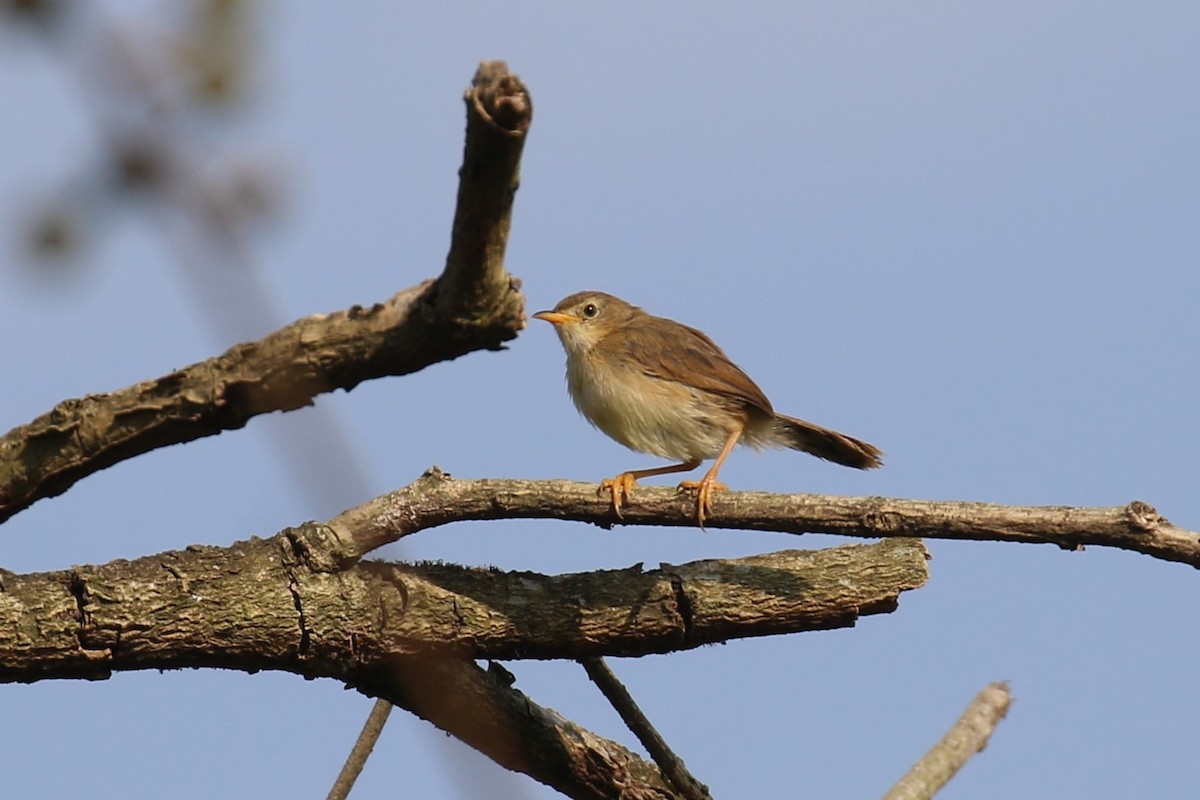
[[5, 0, 282, 272]]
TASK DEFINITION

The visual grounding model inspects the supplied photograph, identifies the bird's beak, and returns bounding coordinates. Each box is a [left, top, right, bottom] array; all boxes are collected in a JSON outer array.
[[532, 310, 574, 326]]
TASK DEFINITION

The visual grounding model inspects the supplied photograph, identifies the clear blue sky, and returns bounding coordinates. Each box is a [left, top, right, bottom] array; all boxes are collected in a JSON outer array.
[[2, 3, 1197, 798]]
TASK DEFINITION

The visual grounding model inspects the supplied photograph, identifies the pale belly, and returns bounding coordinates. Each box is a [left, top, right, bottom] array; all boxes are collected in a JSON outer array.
[[566, 356, 738, 461]]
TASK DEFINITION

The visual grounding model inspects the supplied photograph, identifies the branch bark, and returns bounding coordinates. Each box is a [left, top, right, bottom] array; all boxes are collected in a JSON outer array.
[[0, 61, 531, 526], [0, 530, 926, 682], [0, 492, 926, 798], [438, 60, 532, 320], [364, 657, 682, 799], [883, 681, 1013, 800], [327, 471, 1200, 568]]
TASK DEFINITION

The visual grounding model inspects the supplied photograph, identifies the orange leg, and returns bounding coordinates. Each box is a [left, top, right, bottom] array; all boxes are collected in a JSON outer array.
[[678, 426, 742, 527], [601, 459, 701, 518]]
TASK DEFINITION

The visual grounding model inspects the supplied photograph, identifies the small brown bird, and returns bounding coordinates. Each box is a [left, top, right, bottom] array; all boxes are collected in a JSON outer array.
[[533, 291, 882, 526]]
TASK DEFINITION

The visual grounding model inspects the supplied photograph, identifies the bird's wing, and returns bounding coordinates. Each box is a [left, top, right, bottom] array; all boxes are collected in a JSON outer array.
[[608, 315, 775, 414]]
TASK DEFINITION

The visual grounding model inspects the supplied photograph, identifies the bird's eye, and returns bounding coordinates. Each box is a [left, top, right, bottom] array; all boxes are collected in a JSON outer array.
[[582, 303, 598, 319]]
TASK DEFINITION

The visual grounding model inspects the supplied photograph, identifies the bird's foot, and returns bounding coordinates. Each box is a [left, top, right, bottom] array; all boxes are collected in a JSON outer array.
[[677, 477, 728, 528], [599, 473, 640, 518]]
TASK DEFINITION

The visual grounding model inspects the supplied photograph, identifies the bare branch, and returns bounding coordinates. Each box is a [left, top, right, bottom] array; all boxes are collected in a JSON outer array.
[[0, 62, 532, 526], [581, 657, 711, 800], [0, 492, 923, 798], [883, 682, 1013, 800], [326, 698, 393, 800], [329, 470, 1200, 568], [437, 60, 532, 320], [0, 532, 926, 681], [364, 657, 681, 800]]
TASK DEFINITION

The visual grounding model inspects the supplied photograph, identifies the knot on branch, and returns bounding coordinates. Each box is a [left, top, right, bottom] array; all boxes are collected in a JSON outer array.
[[281, 523, 353, 573], [1123, 500, 1164, 532], [861, 506, 906, 535], [419, 465, 452, 484], [470, 61, 532, 134]]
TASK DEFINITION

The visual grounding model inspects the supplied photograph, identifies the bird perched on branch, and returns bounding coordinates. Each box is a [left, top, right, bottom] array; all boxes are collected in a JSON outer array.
[[534, 291, 882, 527]]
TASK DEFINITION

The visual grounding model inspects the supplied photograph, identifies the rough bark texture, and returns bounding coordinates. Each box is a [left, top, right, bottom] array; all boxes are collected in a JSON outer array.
[[0, 61, 531, 526], [438, 60, 531, 319], [0, 530, 927, 682], [0, 504, 926, 799], [361, 658, 682, 800]]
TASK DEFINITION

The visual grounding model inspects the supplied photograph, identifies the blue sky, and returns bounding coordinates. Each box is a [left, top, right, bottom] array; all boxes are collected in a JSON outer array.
[[2, 3, 1197, 798]]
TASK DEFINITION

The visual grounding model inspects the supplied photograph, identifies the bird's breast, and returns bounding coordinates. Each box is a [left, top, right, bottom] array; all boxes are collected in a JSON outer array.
[[565, 352, 738, 461]]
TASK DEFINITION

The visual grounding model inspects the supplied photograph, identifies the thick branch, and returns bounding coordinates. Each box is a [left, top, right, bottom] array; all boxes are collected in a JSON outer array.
[[362, 658, 680, 800], [0, 532, 925, 682], [437, 60, 532, 320], [329, 470, 1200, 568], [883, 682, 1013, 800], [0, 513, 922, 797], [0, 62, 531, 525]]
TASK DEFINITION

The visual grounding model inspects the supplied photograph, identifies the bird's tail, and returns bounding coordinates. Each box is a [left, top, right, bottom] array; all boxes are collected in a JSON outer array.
[[771, 414, 883, 470]]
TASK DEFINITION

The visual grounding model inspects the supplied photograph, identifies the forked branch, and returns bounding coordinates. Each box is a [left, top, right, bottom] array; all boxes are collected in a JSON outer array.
[[0, 61, 531, 526], [0, 491, 926, 798]]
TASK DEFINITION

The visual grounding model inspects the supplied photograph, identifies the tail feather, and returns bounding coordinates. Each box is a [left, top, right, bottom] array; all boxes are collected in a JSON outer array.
[[772, 414, 883, 470]]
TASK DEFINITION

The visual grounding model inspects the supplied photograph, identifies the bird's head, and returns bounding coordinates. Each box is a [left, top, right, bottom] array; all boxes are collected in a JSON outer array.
[[532, 291, 639, 357]]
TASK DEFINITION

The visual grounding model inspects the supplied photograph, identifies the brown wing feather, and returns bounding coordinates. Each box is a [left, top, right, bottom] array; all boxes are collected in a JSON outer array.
[[603, 312, 775, 414]]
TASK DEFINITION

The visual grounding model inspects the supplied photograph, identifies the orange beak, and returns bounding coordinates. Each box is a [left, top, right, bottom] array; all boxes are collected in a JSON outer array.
[[532, 310, 574, 325]]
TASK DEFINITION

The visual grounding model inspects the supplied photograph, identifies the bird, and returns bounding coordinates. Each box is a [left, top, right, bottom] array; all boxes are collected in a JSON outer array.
[[533, 290, 882, 526]]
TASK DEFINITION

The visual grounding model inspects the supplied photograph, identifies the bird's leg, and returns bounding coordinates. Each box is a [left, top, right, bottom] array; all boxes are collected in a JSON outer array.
[[601, 459, 701, 518], [678, 426, 741, 527]]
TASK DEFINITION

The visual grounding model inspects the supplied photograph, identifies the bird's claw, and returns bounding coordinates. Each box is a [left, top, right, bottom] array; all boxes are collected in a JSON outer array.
[[677, 478, 727, 528], [599, 473, 639, 518]]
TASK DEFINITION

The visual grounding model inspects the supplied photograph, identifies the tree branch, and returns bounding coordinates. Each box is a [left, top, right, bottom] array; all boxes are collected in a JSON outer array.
[[581, 657, 711, 800], [437, 60, 531, 320], [0, 532, 926, 682], [0, 496, 924, 798], [0, 61, 531, 526], [328, 470, 1200, 568], [883, 682, 1013, 800], [361, 657, 682, 799], [326, 698, 393, 800]]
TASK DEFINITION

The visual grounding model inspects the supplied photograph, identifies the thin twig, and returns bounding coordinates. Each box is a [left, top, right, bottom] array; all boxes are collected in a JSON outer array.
[[883, 682, 1013, 800], [581, 657, 711, 800], [327, 698, 394, 800]]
